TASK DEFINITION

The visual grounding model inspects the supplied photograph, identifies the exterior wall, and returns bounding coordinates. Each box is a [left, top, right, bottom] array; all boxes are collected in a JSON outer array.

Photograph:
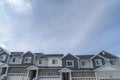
[[35, 58, 48, 67], [95, 71, 120, 80], [38, 69, 60, 75], [48, 57, 62, 67], [8, 67, 28, 73], [22, 52, 34, 65], [8, 56, 22, 64], [92, 55, 105, 69], [62, 54, 78, 70], [80, 60, 92, 68], [72, 71, 95, 77], [0, 52, 9, 63]]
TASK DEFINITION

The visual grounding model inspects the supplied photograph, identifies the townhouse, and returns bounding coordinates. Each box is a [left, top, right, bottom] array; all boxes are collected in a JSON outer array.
[[0, 47, 120, 80]]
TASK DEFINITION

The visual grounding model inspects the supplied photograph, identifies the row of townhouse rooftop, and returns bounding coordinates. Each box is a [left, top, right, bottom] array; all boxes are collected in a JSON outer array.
[[0, 47, 120, 80]]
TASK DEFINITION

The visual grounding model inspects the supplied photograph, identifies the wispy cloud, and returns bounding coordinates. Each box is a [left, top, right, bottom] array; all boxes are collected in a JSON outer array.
[[6, 0, 33, 14], [0, 0, 120, 55]]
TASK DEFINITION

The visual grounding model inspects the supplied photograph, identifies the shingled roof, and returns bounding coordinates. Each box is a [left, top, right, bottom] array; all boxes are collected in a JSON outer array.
[[99, 51, 118, 59], [11, 52, 24, 56], [76, 55, 94, 59]]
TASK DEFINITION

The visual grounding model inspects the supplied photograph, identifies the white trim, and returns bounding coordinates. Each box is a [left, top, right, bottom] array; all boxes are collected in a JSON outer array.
[[61, 53, 79, 59], [0, 62, 8, 67], [90, 54, 107, 60], [102, 50, 118, 58], [59, 68, 72, 72], [26, 65, 39, 70], [22, 51, 36, 56]]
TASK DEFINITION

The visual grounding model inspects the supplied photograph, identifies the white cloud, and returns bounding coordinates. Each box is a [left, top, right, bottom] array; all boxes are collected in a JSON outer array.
[[7, 0, 32, 14]]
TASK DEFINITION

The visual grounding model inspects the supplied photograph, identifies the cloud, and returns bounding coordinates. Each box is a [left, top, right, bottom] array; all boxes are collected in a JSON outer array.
[[7, 0, 33, 14]]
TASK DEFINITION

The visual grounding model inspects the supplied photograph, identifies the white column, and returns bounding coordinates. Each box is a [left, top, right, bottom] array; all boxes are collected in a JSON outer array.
[[27, 69, 30, 79], [70, 72, 72, 80], [36, 69, 38, 79], [5, 67, 9, 76], [60, 72, 62, 80]]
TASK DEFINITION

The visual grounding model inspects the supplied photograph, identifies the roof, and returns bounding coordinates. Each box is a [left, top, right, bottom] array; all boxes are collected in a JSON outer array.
[[39, 54, 63, 58], [45, 54, 63, 57], [11, 52, 24, 56], [76, 55, 94, 59], [35, 53, 63, 58], [99, 51, 118, 59]]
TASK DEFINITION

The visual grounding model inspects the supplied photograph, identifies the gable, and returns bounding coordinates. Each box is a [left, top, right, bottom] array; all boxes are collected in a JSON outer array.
[[92, 55, 106, 69], [22, 51, 35, 64], [62, 53, 79, 70], [23, 51, 34, 57], [0, 62, 8, 67], [26, 65, 39, 70], [62, 53, 79, 60], [59, 68, 72, 72], [95, 65, 120, 71], [99, 51, 118, 59]]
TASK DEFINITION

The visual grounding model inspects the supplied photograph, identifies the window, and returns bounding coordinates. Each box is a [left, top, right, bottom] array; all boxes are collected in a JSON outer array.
[[111, 60, 117, 65], [66, 60, 74, 67], [39, 60, 42, 64], [24, 57, 32, 63], [12, 58, 16, 62], [52, 59, 58, 64], [81, 60, 88, 67], [0, 55, 6, 61], [95, 59, 102, 66]]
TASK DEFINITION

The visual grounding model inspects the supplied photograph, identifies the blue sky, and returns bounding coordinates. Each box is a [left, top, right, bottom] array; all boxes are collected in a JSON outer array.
[[0, 0, 120, 56]]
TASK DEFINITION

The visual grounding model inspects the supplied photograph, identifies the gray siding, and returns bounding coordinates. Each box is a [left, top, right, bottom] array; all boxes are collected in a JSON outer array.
[[8, 67, 27, 73], [0, 52, 9, 63], [71, 71, 95, 77], [38, 69, 60, 75], [62, 54, 78, 70], [22, 52, 34, 65], [92, 55, 105, 69]]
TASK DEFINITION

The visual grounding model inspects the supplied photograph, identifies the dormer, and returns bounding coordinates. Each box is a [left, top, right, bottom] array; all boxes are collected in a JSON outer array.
[[62, 53, 79, 70], [0, 47, 9, 63], [22, 51, 35, 65], [90, 53, 106, 69]]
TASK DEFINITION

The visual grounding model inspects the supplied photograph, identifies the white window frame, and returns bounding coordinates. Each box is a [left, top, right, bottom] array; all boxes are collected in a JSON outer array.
[[24, 57, 32, 63], [52, 59, 58, 64], [66, 60, 74, 67], [0, 55, 6, 61], [95, 59, 102, 66], [81, 60, 89, 68], [39, 60, 43, 64]]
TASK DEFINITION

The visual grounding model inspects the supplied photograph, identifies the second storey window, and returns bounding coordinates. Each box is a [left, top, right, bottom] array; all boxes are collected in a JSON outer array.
[[24, 57, 32, 63], [81, 60, 88, 67], [39, 60, 43, 64], [52, 59, 58, 64], [12, 58, 16, 62], [111, 60, 117, 65], [66, 60, 74, 67], [0, 55, 6, 61], [95, 59, 102, 66]]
